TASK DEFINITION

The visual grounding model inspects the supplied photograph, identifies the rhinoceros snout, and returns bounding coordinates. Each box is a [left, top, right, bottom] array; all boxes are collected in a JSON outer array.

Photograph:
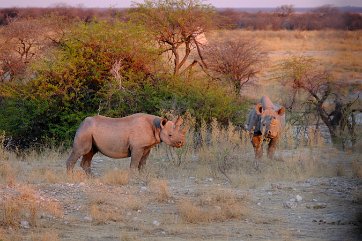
[[266, 130, 278, 139], [176, 140, 184, 147]]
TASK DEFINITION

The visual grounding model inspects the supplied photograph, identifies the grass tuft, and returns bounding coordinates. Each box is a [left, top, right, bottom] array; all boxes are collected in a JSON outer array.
[[101, 169, 130, 185]]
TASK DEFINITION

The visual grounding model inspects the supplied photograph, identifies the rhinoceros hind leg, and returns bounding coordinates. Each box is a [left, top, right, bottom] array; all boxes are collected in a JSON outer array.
[[80, 148, 97, 176], [66, 150, 82, 175]]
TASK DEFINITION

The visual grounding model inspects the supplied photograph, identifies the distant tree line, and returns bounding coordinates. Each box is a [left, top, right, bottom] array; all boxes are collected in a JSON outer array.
[[1, 4, 361, 30], [218, 5, 362, 30]]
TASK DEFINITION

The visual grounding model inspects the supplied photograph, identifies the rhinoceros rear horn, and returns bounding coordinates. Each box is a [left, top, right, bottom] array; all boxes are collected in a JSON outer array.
[[255, 103, 263, 115], [174, 116, 184, 128]]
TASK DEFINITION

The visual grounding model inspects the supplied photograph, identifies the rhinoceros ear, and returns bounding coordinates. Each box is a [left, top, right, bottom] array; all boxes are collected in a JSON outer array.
[[255, 103, 263, 115], [277, 106, 285, 116], [160, 118, 168, 129]]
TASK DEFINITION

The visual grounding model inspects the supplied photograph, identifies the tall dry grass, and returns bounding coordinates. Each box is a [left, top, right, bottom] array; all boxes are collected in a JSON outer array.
[[150, 116, 346, 188], [178, 188, 249, 223], [149, 178, 171, 202], [0, 185, 63, 228], [101, 169, 130, 185]]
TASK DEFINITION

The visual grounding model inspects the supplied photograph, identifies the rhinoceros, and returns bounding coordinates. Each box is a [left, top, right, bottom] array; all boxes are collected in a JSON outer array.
[[66, 113, 187, 175], [246, 96, 285, 166]]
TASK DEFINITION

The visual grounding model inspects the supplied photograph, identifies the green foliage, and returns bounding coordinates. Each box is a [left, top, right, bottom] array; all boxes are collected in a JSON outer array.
[[100, 74, 247, 125], [0, 19, 249, 148], [0, 20, 160, 147]]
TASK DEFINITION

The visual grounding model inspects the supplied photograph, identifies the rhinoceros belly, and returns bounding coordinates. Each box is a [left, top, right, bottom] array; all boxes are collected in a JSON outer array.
[[92, 130, 131, 159]]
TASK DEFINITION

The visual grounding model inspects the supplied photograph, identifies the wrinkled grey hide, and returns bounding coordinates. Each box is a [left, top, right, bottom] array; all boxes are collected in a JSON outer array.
[[66, 113, 187, 175]]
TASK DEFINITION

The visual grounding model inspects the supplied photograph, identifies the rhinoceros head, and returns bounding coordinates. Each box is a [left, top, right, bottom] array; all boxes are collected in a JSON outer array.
[[159, 116, 187, 148], [255, 103, 285, 139]]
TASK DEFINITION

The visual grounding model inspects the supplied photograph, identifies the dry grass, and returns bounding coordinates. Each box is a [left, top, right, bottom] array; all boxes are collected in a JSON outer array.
[[210, 30, 362, 52], [120, 233, 141, 241], [88, 192, 124, 224], [178, 188, 248, 223], [31, 231, 60, 241], [336, 164, 346, 177], [149, 178, 170, 202], [0, 162, 17, 186], [352, 160, 362, 178], [0, 185, 63, 228], [154, 118, 337, 188], [66, 170, 88, 183], [87, 189, 144, 224], [0, 228, 22, 241], [101, 169, 130, 185], [89, 203, 121, 224]]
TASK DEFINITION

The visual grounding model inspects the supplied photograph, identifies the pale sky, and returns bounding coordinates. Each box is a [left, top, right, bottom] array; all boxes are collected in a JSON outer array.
[[0, 0, 360, 8]]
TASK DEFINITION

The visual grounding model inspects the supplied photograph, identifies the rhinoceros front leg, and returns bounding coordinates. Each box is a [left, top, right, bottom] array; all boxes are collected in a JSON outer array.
[[130, 148, 146, 170], [252, 134, 263, 159], [267, 137, 279, 159], [138, 149, 151, 171], [251, 134, 263, 170]]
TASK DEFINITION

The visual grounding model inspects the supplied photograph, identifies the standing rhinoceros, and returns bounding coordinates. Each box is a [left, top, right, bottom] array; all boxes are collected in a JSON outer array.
[[66, 113, 187, 175], [246, 96, 285, 167]]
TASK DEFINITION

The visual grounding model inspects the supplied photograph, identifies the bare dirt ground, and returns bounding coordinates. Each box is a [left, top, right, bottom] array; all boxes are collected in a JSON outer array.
[[1, 147, 361, 241]]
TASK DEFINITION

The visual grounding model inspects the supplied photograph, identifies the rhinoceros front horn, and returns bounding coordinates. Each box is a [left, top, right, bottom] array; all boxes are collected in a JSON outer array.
[[181, 124, 189, 134], [174, 116, 183, 129], [173, 116, 189, 134]]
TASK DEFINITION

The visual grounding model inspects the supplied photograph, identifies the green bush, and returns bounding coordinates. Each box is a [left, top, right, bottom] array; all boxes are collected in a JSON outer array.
[[0, 20, 249, 148], [100, 74, 248, 125]]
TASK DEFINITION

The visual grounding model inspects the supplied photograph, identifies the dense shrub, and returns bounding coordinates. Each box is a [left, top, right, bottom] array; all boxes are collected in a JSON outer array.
[[0, 20, 246, 148], [99, 75, 247, 125]]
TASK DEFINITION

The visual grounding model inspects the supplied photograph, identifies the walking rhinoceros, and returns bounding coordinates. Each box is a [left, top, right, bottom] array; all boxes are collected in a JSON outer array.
[[246, 96, 285, 167], [66, 113, 187, 175]]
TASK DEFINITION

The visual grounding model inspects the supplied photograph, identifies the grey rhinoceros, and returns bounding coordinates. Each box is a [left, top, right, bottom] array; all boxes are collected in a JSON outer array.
[[66, 113, 187, 175], [246, 96, 285, 167]]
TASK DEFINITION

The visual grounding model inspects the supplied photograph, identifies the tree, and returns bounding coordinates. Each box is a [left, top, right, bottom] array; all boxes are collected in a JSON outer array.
[[274, 5, 294, 17], [203, 38, 266, 95], [130, 0, 215, 75], [0, 8, 18, 26], [0, 16, 69, 82], [0, 19, 44, 81], [280, 56, 360, 149], [0, 20, 161, 146]]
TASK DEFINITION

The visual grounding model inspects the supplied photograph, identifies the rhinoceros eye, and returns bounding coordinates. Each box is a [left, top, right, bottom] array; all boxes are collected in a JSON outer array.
[[169, 134, 172, 137]]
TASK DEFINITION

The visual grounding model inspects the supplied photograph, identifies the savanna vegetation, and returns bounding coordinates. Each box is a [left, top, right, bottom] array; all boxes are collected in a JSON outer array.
[[0, 0, 360, 149], [0, 1, 361, 240]]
